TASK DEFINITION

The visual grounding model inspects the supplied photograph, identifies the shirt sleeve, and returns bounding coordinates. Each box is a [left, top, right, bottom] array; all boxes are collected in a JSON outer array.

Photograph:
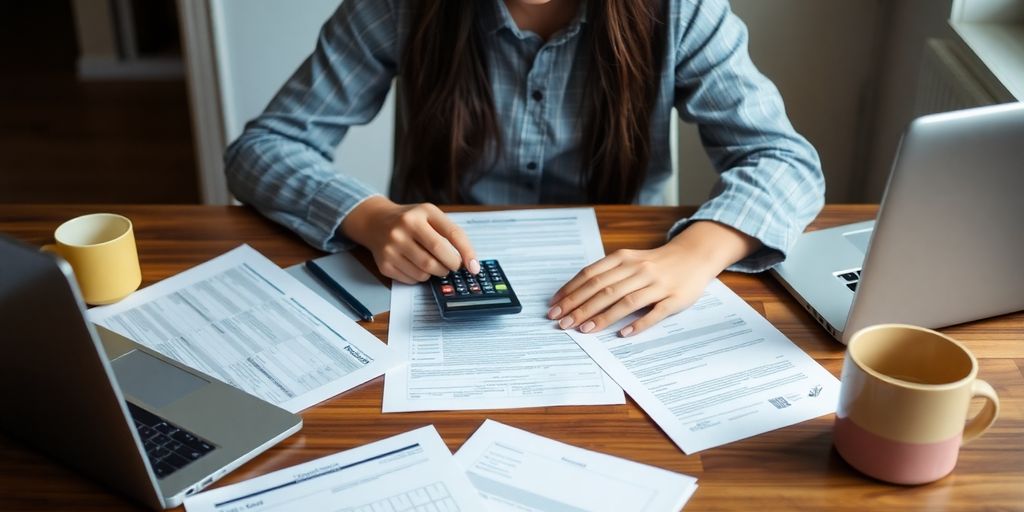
[[670, 0, 825, 273], [223, 0, 399, 252]]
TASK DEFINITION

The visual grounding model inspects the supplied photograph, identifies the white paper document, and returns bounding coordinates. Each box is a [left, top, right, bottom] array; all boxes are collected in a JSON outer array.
[[569, 280, 840, 454], [87, 245, 395, 413], [184, 425, 484, 512], [455, 420, 698, 512], [383, 208, 624, 412]]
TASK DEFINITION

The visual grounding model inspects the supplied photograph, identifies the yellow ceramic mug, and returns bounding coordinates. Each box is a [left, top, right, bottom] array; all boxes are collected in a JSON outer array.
[[833, 324, 1000, 485], [42, 213, 142, 305]]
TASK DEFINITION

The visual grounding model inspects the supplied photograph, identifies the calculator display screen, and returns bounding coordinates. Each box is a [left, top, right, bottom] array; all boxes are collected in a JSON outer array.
[[447, 298, 513, 307]]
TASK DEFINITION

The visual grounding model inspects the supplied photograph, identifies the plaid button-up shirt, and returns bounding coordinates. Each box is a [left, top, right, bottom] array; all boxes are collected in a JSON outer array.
[[225, 0, 824, 272]]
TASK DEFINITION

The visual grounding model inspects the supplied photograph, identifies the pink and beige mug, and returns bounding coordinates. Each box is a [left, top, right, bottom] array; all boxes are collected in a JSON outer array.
[[833, 324, 999, 485]]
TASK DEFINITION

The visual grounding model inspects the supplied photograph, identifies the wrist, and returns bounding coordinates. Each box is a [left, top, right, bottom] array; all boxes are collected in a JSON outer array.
[[341, 195, 396, 245], [657, 237, 725, 278], [661, 221, 760, 276]]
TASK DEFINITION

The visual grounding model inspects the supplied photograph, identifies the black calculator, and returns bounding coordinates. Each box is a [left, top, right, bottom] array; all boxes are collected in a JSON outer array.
[[430, 259, 522, 320]]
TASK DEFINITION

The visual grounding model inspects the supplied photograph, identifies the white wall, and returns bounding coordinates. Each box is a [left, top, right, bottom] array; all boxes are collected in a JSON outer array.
[[181, 0, 396, 204], [862, 0, 956, 201], [212, 0, 396, 196], [677, 0, 886, 205]]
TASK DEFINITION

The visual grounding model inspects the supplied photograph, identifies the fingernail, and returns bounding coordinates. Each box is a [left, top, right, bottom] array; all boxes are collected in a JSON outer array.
[[558, 317, 574, 329], [469, 259, 480, 274], [547, 306, 562, 319], [579, 321, 595, 333], [619, 326, 634, 337]]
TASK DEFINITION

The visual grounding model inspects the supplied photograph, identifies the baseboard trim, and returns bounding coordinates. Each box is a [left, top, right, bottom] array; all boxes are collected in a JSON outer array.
[[76, 56, 184, 81]]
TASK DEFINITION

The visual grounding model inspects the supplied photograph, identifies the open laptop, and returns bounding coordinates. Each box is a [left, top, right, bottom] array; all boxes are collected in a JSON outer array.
[[0, 236, 302, 509], [772, 102, 1024, 344]]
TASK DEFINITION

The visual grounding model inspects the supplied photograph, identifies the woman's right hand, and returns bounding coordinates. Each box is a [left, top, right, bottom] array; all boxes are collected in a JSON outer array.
[[340, 196, 479, 284]]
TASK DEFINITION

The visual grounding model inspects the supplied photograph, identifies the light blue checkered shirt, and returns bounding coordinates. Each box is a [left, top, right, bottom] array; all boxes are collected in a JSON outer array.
[[225, 0, 824, 272]]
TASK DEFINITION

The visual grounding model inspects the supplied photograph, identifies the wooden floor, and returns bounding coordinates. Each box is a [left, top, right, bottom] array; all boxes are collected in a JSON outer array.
[[0, 2, 199, 204]]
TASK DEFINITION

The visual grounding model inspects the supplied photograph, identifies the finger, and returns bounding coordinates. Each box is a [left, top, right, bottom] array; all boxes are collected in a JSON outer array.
[[585, 287, 664, 334], [621, 296, 692, 337], [427, 211, 478, 273], [558, 273, 650, 331], [379, 261, 419, 286], [549, 264, 640, 323], [403, 239, 452, 277], [550, 254, 625, 305], [392, 253, 431, 283], [410, 223, 462, 272]]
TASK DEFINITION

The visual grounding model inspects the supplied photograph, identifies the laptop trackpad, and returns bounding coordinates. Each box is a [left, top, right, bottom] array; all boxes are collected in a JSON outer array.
[[111, 351, 208, 409], [843, 228, 873, 254]]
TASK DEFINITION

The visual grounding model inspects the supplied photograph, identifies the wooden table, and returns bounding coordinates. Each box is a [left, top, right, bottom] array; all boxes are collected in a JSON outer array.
[[1, 205, 1021, 511]]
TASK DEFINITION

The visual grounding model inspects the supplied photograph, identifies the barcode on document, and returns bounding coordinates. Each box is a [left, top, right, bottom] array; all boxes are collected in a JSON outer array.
[[768, 397, 791, 409]]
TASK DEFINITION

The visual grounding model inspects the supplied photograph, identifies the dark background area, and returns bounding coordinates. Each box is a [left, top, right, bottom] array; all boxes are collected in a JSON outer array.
[[0, 1, 199, 204]]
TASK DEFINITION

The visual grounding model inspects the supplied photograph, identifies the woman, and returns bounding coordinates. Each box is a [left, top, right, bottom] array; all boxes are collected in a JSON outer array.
[[225, 0, 824, 337]]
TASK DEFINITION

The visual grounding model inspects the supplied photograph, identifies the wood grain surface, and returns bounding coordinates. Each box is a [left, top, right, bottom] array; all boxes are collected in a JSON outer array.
[[0, 205, 1021, 511]]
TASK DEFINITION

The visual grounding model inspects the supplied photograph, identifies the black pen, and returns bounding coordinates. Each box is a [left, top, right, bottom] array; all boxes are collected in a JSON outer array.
[[304, 259, 374, 322]]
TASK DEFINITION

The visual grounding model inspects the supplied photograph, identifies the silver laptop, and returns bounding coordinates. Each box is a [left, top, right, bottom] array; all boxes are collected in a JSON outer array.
[[0, 236, 302, 509], [772, 102, 1024, 344]]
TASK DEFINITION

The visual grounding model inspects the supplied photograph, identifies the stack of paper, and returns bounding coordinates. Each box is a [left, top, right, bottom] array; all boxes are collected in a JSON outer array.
[[184, 425, 484, 511], [87, 245, 396, 413], [569, 280, 840, 454], [456, 420, 698, 511], [383, 209, 625, 412], [184, 421, 699, 512], [382, 207, 837, 454]]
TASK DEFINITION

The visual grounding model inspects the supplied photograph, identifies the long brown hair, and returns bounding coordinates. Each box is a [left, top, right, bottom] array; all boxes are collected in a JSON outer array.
[[397, 0, 665, 204]]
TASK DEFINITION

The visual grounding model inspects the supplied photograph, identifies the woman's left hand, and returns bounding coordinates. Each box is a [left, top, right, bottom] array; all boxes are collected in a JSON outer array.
[[547, 221, 760, 337]]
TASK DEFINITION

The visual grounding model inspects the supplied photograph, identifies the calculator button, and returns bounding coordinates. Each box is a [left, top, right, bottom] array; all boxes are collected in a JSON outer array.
[[494, 284, 507, 292], [440, 285, 454, 296]]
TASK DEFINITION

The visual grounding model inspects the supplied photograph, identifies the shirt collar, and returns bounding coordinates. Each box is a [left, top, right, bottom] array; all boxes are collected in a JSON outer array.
[[483, 0, 588, 41]]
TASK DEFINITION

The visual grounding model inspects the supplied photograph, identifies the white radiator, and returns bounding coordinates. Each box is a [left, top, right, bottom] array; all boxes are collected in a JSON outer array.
[[914, 38, 997, 116]]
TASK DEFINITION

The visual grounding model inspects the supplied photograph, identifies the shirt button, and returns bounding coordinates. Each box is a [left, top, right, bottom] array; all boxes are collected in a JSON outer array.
[[531, 90, 544, 101], [526, 162, 538, 171]]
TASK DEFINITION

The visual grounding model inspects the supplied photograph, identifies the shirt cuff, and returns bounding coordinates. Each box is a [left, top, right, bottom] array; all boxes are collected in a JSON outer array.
[[666, 200, 795, 274], [307, 177, 381, 252]]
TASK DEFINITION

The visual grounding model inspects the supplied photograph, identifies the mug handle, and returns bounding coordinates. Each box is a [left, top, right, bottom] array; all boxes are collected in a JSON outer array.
[[962, 379, 1000, 444], [41, 244, 60, 255]]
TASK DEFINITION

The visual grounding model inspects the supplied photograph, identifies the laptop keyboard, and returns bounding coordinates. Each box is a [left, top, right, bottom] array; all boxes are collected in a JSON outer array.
[[127, 402, 216, 479], [835, 268, 862, 292]]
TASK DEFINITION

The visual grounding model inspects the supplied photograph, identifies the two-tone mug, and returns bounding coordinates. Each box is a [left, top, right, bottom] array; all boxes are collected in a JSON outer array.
[[833, 324, 999, 485]]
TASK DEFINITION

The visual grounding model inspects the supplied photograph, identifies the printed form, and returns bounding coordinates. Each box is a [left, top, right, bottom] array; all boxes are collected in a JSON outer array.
[[455, 420, 698, 512], [87, 245, 395, 413], [184, 425, 484, 512], [383, 208, 624, 412], [569, 280, 840, 454]]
